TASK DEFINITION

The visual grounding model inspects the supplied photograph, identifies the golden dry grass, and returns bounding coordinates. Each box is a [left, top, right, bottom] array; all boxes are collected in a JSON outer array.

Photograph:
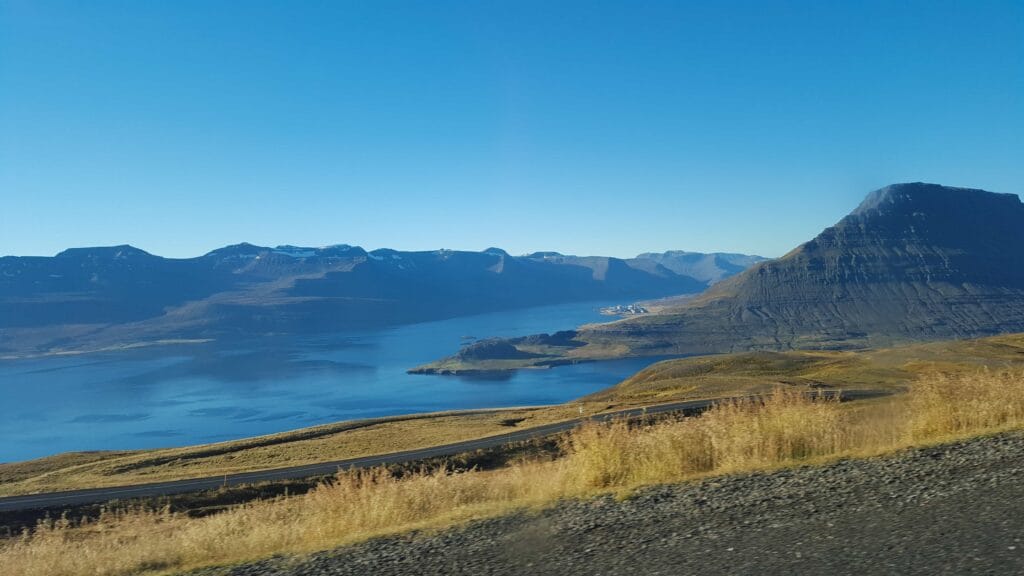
[[587, 333, 1024, 406], [563, 389, 906, 492], [1, 463, 571, 576], [0, 406, 588, 497], [5, 367, 1024, 576], [909, 369, 1024, 440]]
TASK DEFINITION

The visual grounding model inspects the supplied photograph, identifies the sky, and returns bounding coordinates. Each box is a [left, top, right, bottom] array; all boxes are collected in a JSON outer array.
[[2, 1, 1022, 259]]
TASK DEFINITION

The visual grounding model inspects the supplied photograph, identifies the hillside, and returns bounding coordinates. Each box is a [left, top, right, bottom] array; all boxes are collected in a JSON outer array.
[[175, 432, 1024, 576], [632, 251, 766, 284], [584, 332, 1024, 405], [0, 245, 759, 357], [9, 343, 1024, 575], [10, 332, 1024, 498], [417, 183, 1024, 371], [587, 182, 1024, 355]]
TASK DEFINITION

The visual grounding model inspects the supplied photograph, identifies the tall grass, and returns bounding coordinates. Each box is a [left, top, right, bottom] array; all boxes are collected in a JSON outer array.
[[566, 389, 866, 490], [4, 368, 1024, 576], [909, 369, 1024, 440], [0, 464, 570, 576]]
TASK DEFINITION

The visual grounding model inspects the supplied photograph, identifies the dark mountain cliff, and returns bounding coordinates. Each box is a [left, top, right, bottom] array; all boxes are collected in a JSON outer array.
[[580, 183, 1024, 355], [418, 183, 1024, 372]]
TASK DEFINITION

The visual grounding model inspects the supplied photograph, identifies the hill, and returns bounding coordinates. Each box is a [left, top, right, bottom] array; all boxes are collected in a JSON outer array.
[[584, 332, 1024, 405], [417, 183, 1024, 371], [632, 251, 766, 284], [0, 245, 759, 357], [9, 333, 1024, 576], [10, 332, 1024, 497]]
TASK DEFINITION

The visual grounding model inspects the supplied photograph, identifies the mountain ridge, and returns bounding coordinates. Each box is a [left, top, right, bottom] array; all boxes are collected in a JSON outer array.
[[587, 182, 1024, 354], [0, 244, 760, 357], [415, 183, 1024, 372]]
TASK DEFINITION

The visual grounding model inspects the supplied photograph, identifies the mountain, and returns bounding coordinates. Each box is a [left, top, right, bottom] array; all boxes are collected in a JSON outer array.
[[599, 182, 1024, 354], [0, 244, 761, 357], [417, 183, 1024, 371], [631, 252, 767, 284]]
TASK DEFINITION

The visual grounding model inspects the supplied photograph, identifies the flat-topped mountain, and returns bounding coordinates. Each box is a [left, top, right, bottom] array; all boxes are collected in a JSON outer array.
[[417, 183, 1024, 371], [597, 182, 1024, 354], [0, 244, 759, 357]]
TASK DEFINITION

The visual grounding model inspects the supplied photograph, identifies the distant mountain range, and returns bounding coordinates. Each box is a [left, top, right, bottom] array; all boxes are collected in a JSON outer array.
[[0, 244, 762, 357], [417, 183, 1024, 372], [632, 252, 766, 284]]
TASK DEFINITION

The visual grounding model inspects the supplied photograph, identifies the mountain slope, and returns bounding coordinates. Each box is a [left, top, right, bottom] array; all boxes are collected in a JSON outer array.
[[0, 245, 759, 357], [590, 182, 1024, 354], [631, 251, 767, 284], [419, 183, 1024, 370]]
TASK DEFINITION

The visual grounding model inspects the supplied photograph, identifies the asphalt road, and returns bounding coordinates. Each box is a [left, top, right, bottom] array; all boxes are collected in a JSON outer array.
[[0, 390, 879, 512]]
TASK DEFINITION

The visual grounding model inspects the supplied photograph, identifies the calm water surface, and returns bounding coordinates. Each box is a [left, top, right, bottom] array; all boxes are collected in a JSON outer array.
[[0, 301, 662, 462]]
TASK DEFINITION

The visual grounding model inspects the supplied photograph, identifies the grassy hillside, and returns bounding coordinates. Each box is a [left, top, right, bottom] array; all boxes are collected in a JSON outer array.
[[7, 364, 1024, 576], [7, 333, 1024, 498], [0, 407, 584, 497], [587, 333, 1024, 405]]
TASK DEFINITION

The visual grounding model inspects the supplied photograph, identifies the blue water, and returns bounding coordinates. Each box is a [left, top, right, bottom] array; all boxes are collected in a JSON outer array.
[[0, 301, 661, 463]]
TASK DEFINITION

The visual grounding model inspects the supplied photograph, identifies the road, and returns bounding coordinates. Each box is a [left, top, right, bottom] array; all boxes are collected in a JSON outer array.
[[0, 390, 881, 512]]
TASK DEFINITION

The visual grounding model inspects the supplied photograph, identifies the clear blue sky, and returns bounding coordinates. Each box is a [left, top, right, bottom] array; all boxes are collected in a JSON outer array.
[[2, 1, 1022, 259]]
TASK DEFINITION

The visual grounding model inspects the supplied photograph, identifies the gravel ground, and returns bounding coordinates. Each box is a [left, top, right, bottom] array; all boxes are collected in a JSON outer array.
[[191, 432, 1024, 575]]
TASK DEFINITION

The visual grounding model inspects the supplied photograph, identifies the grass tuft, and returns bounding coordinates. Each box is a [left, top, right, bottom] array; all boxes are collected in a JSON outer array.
[[909, 368, 1024, 440]]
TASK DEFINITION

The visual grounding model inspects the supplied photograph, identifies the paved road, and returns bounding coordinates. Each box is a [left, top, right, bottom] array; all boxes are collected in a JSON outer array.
[[0, 390, 880, 512]]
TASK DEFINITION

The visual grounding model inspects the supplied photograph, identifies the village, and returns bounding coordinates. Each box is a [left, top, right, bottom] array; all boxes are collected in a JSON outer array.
[[600, 303, 650, 316]]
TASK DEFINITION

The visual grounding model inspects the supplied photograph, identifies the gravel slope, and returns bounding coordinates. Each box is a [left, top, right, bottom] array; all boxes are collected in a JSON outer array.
[[192, 432, 1024, 576]]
